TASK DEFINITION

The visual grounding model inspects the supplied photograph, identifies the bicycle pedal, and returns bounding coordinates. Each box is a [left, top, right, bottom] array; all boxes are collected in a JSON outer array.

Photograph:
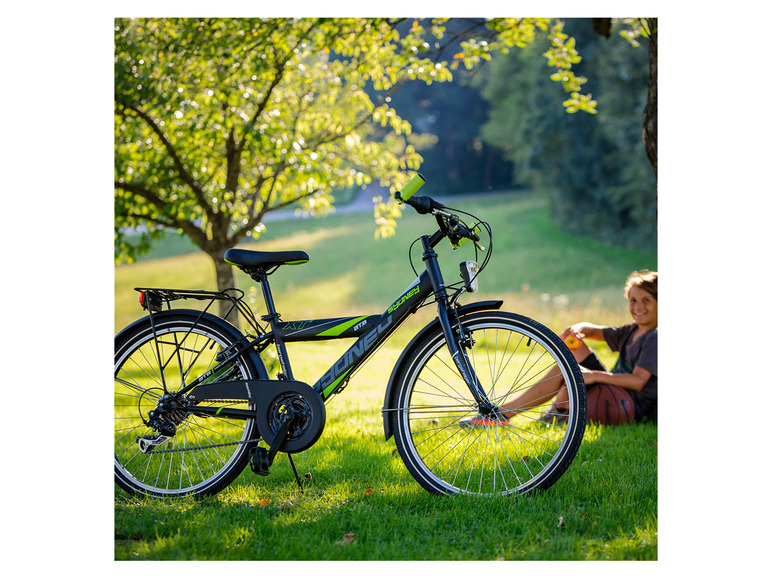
[[249, 446, 272, 476]]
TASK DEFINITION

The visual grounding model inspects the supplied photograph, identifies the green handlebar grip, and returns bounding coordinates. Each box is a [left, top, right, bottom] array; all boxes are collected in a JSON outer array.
[[397, 173, 425, 202]]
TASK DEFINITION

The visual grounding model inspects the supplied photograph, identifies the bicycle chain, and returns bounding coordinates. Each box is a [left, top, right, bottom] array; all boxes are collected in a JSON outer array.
[[146, 437, 262, 454], [145, 400, 262, 454]]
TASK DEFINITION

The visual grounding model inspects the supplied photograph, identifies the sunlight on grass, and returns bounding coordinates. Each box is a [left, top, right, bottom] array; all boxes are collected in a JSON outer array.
[[583, 522, 658, 560], [269, 271, 361, 320], [242, 224, 354, 253]]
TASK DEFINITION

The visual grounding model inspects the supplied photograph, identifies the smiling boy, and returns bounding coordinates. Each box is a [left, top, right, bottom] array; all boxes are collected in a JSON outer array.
[[460, 270, 658, 427]]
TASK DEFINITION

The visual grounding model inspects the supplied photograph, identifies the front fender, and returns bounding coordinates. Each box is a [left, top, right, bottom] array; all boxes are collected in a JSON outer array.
[[381, 299, 503, 440]]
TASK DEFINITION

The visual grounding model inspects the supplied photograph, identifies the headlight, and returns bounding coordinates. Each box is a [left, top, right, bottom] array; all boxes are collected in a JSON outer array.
[[459, 261, 479, 293]]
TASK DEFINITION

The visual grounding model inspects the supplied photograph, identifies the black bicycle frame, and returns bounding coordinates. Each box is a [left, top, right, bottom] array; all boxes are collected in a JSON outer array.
[[313, 270, 431, 400], [176, 231, 491, 418]]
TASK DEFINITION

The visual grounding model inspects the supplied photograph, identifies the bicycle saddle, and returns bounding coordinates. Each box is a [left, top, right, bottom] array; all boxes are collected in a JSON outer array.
[[224, 248, 309, 271]]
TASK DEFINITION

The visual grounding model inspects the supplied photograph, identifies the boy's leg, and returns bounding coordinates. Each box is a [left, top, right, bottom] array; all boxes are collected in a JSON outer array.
[[499, 363, 566, 416], [499, 347, 606, 416]]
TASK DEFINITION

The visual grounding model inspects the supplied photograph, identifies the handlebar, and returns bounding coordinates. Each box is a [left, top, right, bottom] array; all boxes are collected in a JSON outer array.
[[395, 172, 492, 296], [399, 194, 446, 215], [395, 173, 442, 214], [395, 173, 483, 249]]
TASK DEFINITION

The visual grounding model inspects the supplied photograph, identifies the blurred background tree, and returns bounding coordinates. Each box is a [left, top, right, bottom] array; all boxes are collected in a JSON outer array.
[[479, 18, 656, 249]]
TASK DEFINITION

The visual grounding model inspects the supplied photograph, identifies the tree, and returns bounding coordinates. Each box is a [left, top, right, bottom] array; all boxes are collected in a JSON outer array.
[[114, 18, 601, 318], [593, 17, 657, 175], [479, 18, 656, 248], [639, 19, 657, 176], [115, 18, 433, 317]]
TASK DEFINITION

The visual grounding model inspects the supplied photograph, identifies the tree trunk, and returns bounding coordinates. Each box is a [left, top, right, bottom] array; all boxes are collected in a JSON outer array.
[[211, 251, 240, 325], [643, 18, 657, 177]]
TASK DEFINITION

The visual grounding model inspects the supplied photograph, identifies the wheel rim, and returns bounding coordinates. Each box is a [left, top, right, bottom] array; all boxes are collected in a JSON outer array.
[[397, 321, 581, 496], [114, 323, 255, 496]]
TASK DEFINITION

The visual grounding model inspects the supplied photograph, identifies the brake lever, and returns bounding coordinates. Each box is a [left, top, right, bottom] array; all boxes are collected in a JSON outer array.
[[451, 222, 485, 251], [430, 206, 486, 251]]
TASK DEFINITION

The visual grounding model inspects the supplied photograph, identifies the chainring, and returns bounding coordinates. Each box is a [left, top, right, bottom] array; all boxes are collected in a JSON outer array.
[[255, 381, 326, 453]]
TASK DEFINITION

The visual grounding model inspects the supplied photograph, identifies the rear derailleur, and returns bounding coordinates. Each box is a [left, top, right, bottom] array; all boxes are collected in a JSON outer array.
[[136, 394, 188, 453]]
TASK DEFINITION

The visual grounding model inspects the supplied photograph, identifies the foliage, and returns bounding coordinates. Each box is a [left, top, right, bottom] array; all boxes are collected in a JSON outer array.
[[114, 18, 429, 263], [115, 17, 601, 269], [451, 19, 596, 115], [480, 19, 656, 249]]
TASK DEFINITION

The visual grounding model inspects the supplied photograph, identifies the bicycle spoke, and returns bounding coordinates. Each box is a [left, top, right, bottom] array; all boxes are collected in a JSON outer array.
[[394, 313, 584, 496]]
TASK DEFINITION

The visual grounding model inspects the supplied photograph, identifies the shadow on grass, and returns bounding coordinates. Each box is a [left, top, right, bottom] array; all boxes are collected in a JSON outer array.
[[115, 420, 657, 561]]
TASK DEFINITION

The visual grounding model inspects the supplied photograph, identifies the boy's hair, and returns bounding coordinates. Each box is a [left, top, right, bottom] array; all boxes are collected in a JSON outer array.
[[625, 270, 657, 300]]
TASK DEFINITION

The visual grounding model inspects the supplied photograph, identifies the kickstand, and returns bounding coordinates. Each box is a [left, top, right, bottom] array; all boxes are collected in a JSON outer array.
[[287, 454, 304, 493]]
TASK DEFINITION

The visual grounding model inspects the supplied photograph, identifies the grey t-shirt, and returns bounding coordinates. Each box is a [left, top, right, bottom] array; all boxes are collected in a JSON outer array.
[[604, 324, 658, 420]]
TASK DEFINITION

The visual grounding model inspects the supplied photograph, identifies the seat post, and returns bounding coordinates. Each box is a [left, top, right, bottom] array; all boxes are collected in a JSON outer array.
[[253, 269, 294, 380], [253, 270, 279, 321]]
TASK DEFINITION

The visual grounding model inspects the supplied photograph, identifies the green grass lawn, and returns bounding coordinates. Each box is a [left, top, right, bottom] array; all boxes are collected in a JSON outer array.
[[115, 340, 657, 560], [115, 191, 657, 560]]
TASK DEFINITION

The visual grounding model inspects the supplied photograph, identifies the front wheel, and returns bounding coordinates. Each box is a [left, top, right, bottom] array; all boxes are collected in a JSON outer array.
[[390, 311, 586, 496]]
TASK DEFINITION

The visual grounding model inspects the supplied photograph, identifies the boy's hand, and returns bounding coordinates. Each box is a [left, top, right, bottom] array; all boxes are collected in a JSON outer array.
[[562, 322, 605, 342], [560, 326, 583, 340], [580, 367, 597, 384]]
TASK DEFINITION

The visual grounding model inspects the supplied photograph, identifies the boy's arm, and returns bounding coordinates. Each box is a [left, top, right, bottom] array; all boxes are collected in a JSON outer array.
[[582, 365, 652, 392]]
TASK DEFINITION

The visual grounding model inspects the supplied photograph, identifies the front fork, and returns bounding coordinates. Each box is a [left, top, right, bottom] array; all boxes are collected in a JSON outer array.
[[439, 304, 496, 413], [421, 236, 495, 414]]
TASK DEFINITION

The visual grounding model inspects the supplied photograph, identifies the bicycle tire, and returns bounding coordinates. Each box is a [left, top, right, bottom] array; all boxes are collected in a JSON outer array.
[[114, 310, 266, 498], [390, 311, 586, 496]]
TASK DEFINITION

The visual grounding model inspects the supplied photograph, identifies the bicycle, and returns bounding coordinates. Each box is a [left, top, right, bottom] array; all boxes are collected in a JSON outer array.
[[114, 173, 587, 498]]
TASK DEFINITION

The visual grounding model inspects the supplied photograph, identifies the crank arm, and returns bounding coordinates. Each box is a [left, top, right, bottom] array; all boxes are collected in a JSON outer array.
[[265, 410, 296, 465], [249, 409, 297, 476]]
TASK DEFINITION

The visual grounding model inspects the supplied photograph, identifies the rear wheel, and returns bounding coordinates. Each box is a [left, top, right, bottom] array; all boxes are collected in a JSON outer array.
[[114, 310, 266, 498], [390, 311, 586, 496]]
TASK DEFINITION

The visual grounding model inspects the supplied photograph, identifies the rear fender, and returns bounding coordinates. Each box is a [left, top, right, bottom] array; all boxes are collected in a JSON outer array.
[[381, 300, 503, 440]]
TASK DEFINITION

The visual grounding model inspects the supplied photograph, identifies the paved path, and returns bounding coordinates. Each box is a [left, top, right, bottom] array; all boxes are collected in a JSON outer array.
[[263, 184, 507, 222]]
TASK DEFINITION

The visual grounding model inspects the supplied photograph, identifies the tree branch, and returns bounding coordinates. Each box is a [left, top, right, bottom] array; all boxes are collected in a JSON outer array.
[[115, 180, 210, 249], [118, 103, 215, 223], [236, 20, 319, 149], [119, 211, 174, 230]]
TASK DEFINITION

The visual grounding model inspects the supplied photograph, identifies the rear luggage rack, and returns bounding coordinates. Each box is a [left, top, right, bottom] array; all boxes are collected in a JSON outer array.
[[135, 287, 265, 334]]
